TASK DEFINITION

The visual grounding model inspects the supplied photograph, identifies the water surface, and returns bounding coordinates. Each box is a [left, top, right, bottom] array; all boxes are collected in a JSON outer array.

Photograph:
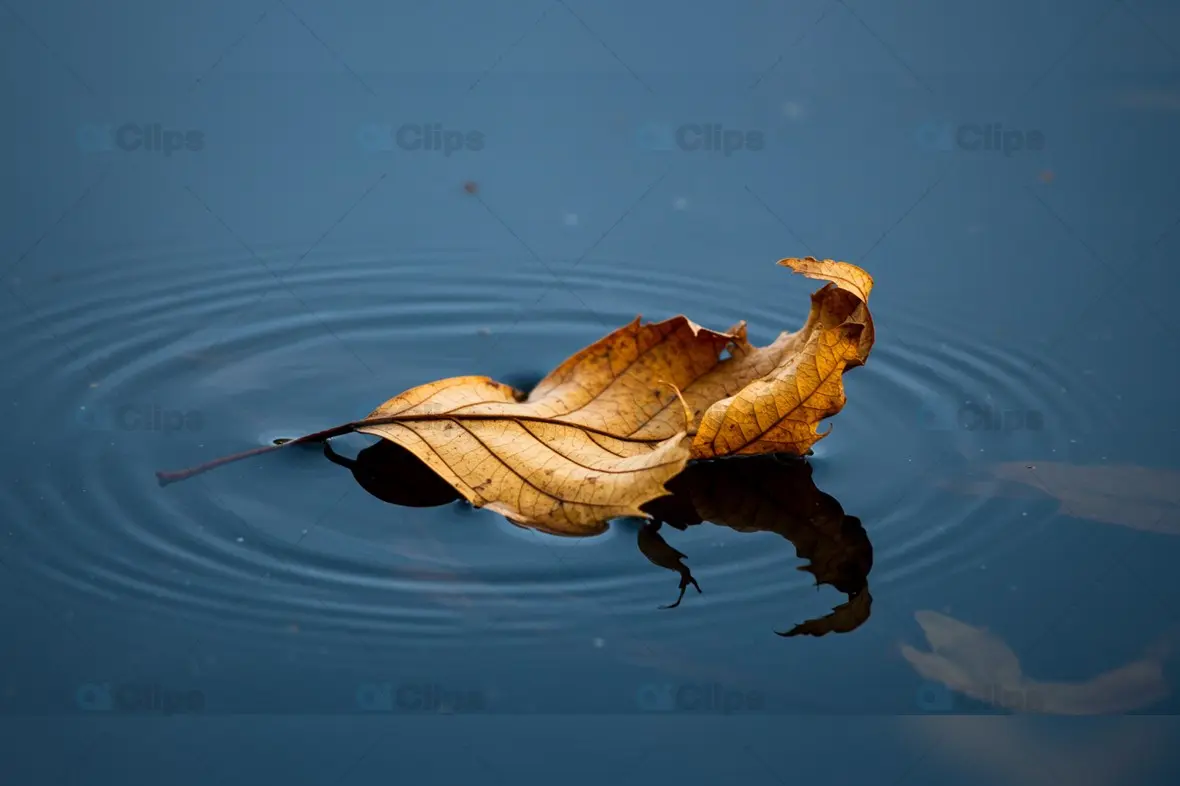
[[3, 1, 1180, 784]]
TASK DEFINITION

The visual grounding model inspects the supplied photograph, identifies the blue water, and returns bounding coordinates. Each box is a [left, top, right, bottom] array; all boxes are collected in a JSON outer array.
[[3, 1, 1180, 783]]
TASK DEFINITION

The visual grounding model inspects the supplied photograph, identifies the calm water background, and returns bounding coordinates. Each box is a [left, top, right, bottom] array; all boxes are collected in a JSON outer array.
[[3, 0, 1180, 783]]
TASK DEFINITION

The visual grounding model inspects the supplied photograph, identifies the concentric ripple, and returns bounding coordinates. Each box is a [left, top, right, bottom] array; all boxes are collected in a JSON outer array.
[[2, 246, 1107, 647]]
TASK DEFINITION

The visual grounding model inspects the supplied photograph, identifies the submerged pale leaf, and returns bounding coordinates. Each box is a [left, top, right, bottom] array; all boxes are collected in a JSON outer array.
[[943, 462, 1180, 535], [902, 610, 1171, 714]]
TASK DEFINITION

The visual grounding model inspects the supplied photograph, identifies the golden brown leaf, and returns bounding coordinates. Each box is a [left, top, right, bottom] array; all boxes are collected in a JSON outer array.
[[351, 310, 803, 533], [156, 257, 877, 532], [355, 259, 876, 522], [354, 375, 691, 535]]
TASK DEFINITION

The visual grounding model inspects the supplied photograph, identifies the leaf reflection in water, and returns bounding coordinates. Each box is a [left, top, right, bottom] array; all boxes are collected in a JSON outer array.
[[640, 456, 872, 637], [323, 441, 873, 639]]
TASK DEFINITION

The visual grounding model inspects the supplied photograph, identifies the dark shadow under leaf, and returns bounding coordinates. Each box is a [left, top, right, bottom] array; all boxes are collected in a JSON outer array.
[[321, 443, 872, 638], [641, 456, 872, 637]]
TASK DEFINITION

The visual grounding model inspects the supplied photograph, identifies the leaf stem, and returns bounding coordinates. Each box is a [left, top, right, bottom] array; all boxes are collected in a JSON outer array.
[[156, 410, 690, 486], [154, 422, 354, 486]]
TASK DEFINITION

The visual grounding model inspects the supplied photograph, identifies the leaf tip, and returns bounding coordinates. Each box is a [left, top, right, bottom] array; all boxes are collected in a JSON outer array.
[[777, 256, 874, 302]]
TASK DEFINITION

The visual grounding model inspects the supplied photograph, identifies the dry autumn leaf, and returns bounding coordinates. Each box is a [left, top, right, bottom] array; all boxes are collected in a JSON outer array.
[[352, 374, 695, 535], [689, 258, 874, 458], [156, 258, 875, 532]]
